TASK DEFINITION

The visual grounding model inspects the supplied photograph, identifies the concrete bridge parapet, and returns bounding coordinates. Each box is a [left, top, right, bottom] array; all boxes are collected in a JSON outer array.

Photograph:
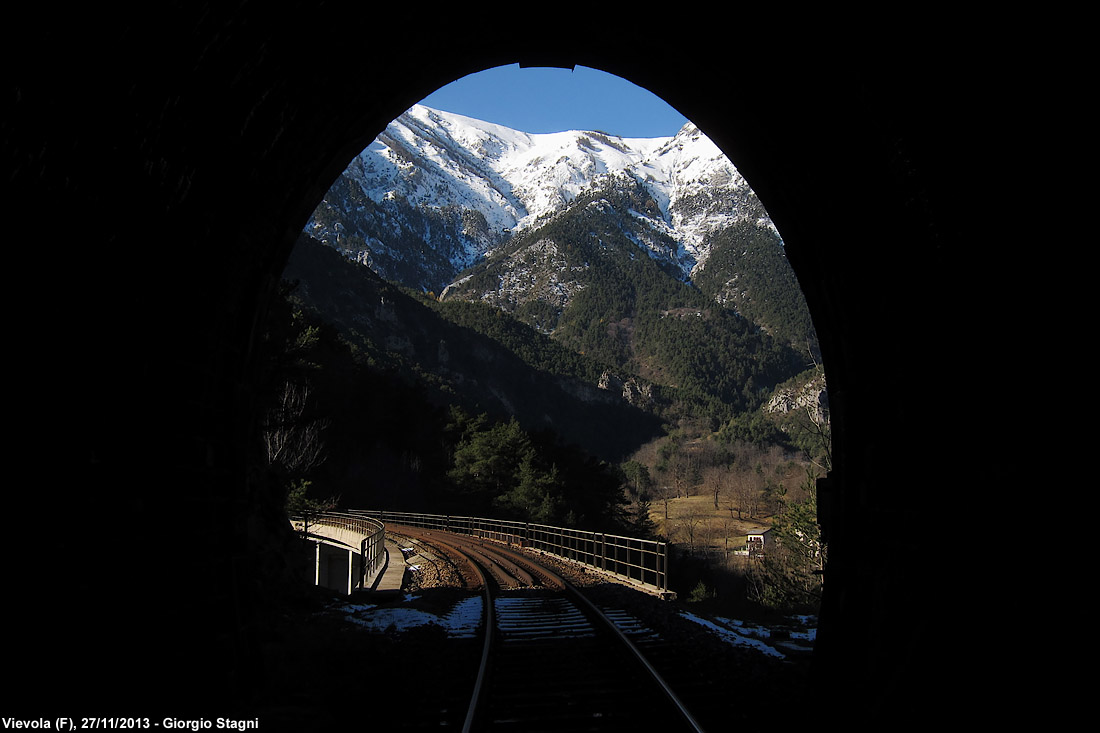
[[292, 514, 393, 596]]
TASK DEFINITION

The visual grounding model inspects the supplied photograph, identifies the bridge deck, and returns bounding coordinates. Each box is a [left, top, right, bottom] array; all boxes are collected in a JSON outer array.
[[366, 539, 407, 597]]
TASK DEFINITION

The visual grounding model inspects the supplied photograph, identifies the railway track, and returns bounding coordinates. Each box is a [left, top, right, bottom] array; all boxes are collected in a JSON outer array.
[[388, 525, 705, 732]]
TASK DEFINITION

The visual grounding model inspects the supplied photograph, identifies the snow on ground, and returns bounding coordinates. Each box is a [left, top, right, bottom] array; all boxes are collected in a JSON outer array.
[[331, 595, 483, 638], [328, 594, 814, 661], [679, 612, 817, 660], [439, 597, 483, 638], [357, 104, 738, 240]]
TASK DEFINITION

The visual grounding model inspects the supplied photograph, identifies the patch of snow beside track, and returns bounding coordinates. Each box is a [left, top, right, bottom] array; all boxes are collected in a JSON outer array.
[[679, 612, 786, 658], [332, 596, 483, 638]]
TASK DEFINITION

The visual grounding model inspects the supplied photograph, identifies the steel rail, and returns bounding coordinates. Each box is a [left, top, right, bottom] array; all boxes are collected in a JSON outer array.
[[406, 531, 495, 733], [387, 524, 703, 731], [562, 578, 706, 733], [439, 531, 706, 732], [383, 525, 496, 732], [435, 533, 539, 589], [455, 542, 493, 733]]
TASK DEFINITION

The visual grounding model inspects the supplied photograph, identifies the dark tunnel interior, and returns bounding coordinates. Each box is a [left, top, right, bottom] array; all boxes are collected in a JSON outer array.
[[6, 8, 1007, 727]]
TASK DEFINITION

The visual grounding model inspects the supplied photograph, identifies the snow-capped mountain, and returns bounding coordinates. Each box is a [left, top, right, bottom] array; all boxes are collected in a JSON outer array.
[[292, 104, 821, 449], [305, 104, 774, 291]]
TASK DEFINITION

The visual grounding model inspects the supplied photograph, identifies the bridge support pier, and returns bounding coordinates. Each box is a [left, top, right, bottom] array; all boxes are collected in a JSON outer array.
[[313, 540, 360, 596]]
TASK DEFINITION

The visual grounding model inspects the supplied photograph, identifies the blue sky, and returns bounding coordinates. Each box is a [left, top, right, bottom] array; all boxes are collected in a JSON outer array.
[[418, 64, 689, 139]]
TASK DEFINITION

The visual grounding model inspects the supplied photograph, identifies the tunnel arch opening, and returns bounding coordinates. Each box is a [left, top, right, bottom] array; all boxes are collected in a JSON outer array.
[[12, 18, 973, 725], [268, 60, 831, 692], [249, 49, 926, 727]]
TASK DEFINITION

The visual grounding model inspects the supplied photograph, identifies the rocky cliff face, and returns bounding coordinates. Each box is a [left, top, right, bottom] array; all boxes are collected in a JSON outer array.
[[764, 371, 829, 425], [598, 371, 656, 410]]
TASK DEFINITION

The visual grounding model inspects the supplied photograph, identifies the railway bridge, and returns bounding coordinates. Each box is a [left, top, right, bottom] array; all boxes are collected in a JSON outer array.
[[296, 510, 672, 600], [298, 511, 720, 731]]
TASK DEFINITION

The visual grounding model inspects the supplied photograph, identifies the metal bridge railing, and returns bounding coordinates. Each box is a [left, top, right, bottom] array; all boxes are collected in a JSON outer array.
[[351, 510, 669, 595]]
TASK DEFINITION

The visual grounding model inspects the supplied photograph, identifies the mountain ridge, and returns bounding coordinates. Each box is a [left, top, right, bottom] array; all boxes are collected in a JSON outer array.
[[306, 104, 775, 292]]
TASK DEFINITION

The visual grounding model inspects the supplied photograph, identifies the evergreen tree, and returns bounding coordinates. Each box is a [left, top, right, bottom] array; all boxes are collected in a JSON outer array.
[[493, 455, 563, 524], [448, 416, 532, 508], [747, 470, 826, 613]]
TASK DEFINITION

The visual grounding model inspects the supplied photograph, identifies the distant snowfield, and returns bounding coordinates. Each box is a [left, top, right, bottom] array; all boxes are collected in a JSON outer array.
[[331, 103, 762, 279], [328, 595, 815, 660]]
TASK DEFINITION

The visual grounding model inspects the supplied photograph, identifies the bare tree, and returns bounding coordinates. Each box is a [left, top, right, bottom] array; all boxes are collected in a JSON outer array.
[[724, 468, 761, 520], [703, 463, 733, 510], [799, 399, 832, 473], [652, 483, 676, 525], [781, 371, 831, 473], [677, 508, 704, 555], [697, 518, 718, 560], [719, 515, 739, 562], [669, 451, 700, 498], [264, 380, 329, 476]]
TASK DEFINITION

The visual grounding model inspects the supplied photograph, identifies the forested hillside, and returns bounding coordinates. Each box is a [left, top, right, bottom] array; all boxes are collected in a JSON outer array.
[[440, 179, 814, 424], [281, 234, 665, 461], [692, 219, 820, 358], [262, 237, 655, 533]]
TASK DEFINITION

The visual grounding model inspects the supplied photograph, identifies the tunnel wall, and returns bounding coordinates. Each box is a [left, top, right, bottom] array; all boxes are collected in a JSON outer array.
[[7, 6, 996, 723]]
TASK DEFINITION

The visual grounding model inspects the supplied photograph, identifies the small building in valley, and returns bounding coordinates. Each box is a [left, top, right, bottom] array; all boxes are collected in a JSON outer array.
[[746, 528, 773, 557]]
